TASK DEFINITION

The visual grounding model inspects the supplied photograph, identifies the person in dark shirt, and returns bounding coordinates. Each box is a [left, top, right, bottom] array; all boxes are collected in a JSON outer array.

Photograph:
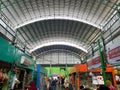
[[80, 85, 84, 90], [97, 85, 110, 90], [82, 88, 91, 90], [61, 78, 64, 87], [51, 79, 56, 90], [28, 81, 37, 90]]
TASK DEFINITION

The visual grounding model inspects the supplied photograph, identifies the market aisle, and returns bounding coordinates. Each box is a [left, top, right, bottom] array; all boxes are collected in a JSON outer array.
[[56, 86, 64, 90]]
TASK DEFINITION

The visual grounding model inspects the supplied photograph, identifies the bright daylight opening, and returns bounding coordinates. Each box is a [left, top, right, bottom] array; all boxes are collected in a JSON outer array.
[[15, 16, 101, 30], [30, 41, 88, 53]]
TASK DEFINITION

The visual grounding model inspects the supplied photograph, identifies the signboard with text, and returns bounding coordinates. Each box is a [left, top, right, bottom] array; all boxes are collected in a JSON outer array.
[[21, 56, 31, 66], [107, 42, 120, 65], [92, 76, 104, 85], [87, 55, 101, 70]]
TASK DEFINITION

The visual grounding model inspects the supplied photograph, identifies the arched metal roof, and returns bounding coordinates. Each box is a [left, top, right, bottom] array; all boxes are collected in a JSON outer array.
[[0, 0, 120, 63], [1, 0, 119, 29], [17, 19, 101, 54]]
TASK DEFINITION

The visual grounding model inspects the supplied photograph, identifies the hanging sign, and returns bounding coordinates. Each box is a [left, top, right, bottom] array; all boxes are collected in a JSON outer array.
[[21, 56, 31, 66], [87, 55, 101, 70], [107, 42, 120, 65], [92, 76, 104, 85]]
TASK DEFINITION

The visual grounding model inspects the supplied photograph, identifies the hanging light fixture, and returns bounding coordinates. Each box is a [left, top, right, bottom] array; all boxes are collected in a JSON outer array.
[[116, 3, 120, 16]]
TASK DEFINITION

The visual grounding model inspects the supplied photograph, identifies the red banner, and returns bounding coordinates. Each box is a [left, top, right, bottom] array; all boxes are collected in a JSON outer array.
[[88, 56, 100, 67], [108, 46, 120, 60]]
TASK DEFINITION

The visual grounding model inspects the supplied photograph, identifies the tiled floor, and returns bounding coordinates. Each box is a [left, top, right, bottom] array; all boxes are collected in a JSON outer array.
[[56, 86, 65, 90]]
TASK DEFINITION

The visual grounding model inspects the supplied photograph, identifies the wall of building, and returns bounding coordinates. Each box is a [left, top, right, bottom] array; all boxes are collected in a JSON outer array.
[[86, 13, 120, 66], [36, 51, 81, 64], [45, 66, 71, 76]]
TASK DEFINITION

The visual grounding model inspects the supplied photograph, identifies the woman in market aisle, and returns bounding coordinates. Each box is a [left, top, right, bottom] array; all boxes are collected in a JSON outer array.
[[68, 82, 73, 90], [47, 79, 51, 90], [64, 77, 70, 90], [28, 80, 37, 90], [106, 80, 115, 90], [51, 78, 56, 90], [80, 85, 84, 90]]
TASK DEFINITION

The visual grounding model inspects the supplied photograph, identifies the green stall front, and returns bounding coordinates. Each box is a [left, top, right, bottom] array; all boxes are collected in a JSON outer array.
[[0, 37, 35, 90]]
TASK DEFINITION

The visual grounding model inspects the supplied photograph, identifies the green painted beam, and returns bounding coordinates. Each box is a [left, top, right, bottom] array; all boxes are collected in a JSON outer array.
[[98, 39, 107, 85], [0, 2, 4, 10]]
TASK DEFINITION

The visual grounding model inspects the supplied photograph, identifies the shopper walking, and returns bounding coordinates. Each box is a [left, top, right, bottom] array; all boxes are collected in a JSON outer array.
[[51, 78, 56, 90], [106, 80, 115, 90]]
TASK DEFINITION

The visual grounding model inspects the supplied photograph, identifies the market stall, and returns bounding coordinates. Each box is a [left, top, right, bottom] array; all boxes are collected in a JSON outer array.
[[69, 64, 88, 90], [0, 37, 35, 90]]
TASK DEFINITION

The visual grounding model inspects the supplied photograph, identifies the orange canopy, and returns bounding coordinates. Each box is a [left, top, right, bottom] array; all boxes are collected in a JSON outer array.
[[69, 67, 76, 74], [90, 64, 114, 72], [70, 64, 114, 73], [73, 64, 87, 72], [69, 64, 88, 74]]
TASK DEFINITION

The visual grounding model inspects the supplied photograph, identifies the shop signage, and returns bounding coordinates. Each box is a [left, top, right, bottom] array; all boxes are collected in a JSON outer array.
[[107, 42, 120, 65], [21, 56, 31, 66], [87, 56, 101, 70], [92, 76, 104, 85]]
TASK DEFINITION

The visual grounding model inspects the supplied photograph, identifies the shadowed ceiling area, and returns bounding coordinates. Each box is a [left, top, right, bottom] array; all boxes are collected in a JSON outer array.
[[17, 19, 101, 54]]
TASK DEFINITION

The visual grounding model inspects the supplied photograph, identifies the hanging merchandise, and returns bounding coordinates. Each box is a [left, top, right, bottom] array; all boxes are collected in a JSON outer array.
[[0, 37, 35, 90], [0, 71, 2, 80], [0, 62, 11, 90], [10, 67, 26, 90], [9, 65, 34, 90], [11, 74, 20, 90], [2, 73, 5, 81]]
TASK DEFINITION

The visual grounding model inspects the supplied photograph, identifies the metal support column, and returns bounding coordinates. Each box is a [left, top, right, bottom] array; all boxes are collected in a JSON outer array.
[[50, 54, 52, 74], [50, 60, 52, 74], [98, 39, 107, 85], [101, 35, 108, 64], [65, 52, 68, 76]]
